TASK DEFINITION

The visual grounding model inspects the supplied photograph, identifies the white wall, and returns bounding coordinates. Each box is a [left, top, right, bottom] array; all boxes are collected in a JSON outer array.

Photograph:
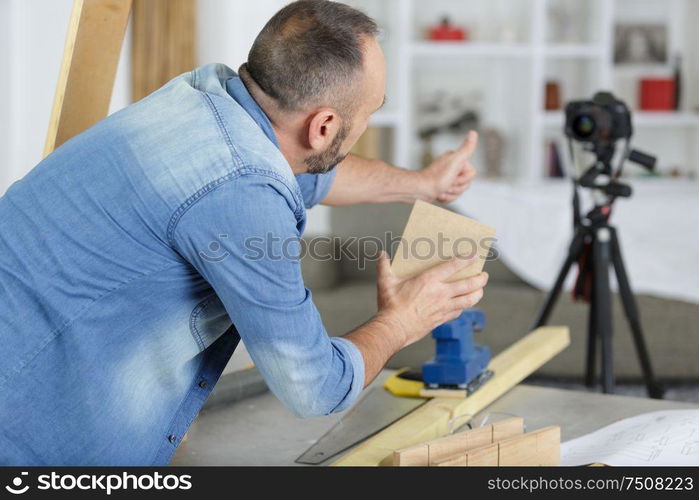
[[0, 1, 11, 188], [197, 0, 333, 237], [0, 0, 131, 195], [197, 0, 287, 72]]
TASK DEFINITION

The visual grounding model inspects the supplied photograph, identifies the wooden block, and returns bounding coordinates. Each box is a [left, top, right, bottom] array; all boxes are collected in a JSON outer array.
[[395, 425, 487, 466], [392, 444, 428, 466], [436, 454, 468, 467], [536, 426, 561, 466], [492, 417, 525, 442], [497, 426, 561, 466], [431, 418, 523, 466], [499, 431, 539, 466], [466, 425, 493, 450], [334, 327, 569, 466], [427, 429, 478, 465], [466, 443, 499, 466], [44, 0, 133, 156], [391, 201, 496, 283]]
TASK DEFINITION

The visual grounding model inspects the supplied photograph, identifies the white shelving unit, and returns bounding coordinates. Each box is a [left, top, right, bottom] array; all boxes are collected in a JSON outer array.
[[350, 0, 699, 182]]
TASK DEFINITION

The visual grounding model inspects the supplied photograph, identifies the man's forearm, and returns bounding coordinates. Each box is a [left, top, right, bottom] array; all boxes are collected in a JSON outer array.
[[322, 154, 433, 206], [343, 313, 405, 387]]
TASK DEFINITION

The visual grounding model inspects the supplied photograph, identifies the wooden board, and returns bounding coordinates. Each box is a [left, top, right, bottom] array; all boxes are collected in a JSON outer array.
[[498, 430, 539, 466], [437, 426, 561, 467], [464, 443, 499, 466], [394, 417, 524, 466], [493, 416, 526, 442], [392, 444, 428, 466], [483, 426, 560, 466], [332, 326, 570, 466], [44, 0, 132, 156], [131, 0, 196, 101], [391, 200, 496, 282]]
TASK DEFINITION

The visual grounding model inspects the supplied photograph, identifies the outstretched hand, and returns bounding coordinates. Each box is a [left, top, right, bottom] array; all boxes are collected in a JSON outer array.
[[420, 130, 479, 203]]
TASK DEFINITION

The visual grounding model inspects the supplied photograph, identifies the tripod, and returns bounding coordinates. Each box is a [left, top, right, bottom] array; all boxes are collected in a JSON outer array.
[[532, 145, 664, 399]]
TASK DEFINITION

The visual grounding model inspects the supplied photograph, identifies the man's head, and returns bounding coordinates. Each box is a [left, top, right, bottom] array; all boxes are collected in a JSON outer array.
[[239, 0, 386, 174]]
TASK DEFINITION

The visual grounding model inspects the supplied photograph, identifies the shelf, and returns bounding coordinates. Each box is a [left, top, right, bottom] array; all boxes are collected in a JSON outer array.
[[632, 112, 699, 128], [542, 111, 699, 129], [542, 111, 565, 128], [411, 41, 531, 58], [544, 44, 604, 59]]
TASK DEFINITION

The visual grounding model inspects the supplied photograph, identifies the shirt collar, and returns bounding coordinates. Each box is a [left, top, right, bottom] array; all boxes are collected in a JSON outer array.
[[226, 76, 280, 149]]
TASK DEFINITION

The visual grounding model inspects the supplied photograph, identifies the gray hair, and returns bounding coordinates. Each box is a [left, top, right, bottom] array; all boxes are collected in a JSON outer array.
[[243, 0, 379, 114]]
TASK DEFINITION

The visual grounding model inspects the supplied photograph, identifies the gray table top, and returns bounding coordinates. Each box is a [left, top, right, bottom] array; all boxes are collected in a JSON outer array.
[[171, 371, 698, 466]]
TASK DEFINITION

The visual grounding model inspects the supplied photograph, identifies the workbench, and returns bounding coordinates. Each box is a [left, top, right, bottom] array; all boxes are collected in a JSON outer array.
[[170, 371, 697, 466]]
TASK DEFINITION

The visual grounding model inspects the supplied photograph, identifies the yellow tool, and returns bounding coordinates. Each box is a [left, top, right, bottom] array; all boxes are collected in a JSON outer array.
[[383, 368, 424, 398], [384, 368, 471, 399]]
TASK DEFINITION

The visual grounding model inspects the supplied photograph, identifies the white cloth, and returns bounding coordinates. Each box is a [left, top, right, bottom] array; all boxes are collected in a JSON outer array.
[[450, 179, 699, 304]]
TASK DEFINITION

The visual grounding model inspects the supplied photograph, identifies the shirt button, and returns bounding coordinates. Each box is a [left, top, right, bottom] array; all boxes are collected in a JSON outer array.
[[168, 434, 177, 443], [199, 380, 209, 389]]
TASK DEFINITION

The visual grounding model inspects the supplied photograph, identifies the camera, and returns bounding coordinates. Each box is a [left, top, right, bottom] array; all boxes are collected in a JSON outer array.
[[563, 91, 656, 187], [565, 91, 633, 144]]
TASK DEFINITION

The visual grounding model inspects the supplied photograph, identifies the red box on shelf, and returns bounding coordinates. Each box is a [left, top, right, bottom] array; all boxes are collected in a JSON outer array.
[[639, 79, 676, 111], [429, 18, 467, 41]]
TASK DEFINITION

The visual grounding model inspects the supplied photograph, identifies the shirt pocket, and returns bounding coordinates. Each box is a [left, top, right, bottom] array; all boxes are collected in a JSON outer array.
[[189, 294, 233, 352]]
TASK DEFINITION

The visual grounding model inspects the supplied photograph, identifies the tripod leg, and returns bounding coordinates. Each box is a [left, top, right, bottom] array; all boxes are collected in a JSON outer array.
[[532, 229, 586, 330], [609, 229, 665, 399], [592, 227, 615, 394], [585, 265, 598, 387]]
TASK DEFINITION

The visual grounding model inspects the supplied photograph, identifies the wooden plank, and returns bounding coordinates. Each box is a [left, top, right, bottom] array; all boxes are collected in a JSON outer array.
[[419, 387, 468, 399], [466, 425, 495, 450], [44, 0, 132, 156], [333, 326, 570, 466], [535, 426, 561, 466], [426, 431, 472, 465], [394, 416, 524, 466], [498, 426, 561, 466], [436, 454, 468, 467], [499, 431, 539, 466], [131, 0, 196, 101], [391, 200, 496, 283], [392, 444, 428, 466], [492, 417, 525, 442], [394, 426, 483, 466], [440, 426, 560, 467], [465, 443, 499, 466]]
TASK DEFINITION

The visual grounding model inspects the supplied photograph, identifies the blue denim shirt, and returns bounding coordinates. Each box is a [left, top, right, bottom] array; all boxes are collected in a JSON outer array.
[[0, 63, 364, 465]]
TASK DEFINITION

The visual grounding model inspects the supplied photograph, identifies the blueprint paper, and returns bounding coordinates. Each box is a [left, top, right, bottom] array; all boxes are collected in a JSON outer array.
[[561, 410, 699, 466]]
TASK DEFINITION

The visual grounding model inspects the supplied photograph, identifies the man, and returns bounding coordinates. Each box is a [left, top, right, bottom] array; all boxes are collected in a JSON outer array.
[[0, 0, 488, 465]]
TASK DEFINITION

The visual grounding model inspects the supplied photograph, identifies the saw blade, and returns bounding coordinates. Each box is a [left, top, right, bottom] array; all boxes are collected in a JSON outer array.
[[295, 387, 426, 465]]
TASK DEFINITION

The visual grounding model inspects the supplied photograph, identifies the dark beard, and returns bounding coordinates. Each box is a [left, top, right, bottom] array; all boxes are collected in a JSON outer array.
[[304, 123, 350, 175]]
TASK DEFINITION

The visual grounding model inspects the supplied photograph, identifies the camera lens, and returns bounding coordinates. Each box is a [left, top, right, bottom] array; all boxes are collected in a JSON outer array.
[[572, 114, 596, 139]]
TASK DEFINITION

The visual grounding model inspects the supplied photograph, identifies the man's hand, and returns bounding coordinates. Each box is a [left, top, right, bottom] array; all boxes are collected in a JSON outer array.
[[343, 251, 488, 386], [375, 251, 488, 348], [420, 130, 479, 204]]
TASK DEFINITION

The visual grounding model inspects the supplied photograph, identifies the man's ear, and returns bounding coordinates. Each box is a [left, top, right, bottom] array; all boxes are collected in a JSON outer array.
[[307, 107, 340, 151]]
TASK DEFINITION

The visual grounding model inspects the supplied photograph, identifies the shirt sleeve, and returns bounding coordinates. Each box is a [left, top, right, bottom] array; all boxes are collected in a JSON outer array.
[[172, 173, 364, 418], [295, 169, 338, 209]]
